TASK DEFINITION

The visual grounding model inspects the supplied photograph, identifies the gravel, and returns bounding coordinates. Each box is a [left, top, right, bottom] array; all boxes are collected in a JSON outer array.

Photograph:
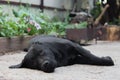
[[0, 41, 120, 80]]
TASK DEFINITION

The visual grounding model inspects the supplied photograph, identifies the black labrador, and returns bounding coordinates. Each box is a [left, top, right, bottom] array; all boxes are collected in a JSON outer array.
[[9, 36, 114, 73]]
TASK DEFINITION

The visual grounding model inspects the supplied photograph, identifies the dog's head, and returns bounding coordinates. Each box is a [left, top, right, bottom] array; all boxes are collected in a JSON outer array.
[[23, 44, 57, 73]]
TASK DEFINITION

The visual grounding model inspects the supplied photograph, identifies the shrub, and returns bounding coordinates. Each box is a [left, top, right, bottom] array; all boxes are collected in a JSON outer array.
[[0, 5, 70, 37]]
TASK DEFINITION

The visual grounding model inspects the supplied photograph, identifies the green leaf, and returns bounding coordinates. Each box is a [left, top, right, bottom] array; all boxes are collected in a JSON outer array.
[[12, 9, 19, 17], [0, 32, 6, 37]]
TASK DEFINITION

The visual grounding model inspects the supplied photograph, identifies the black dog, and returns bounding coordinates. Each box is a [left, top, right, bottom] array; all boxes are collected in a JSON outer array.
[[9, 36, 114, 73]]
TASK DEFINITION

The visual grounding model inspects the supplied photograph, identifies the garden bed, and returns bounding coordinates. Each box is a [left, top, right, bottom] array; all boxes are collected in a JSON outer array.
[[66, 28, 94, 43], [0, 36, 33, 54], [106, 25, 120, 41], [97, 25, 120, 41]]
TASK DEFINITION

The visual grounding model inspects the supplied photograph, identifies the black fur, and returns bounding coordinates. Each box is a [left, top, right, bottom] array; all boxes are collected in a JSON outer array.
[[9, 36, 114, 73]]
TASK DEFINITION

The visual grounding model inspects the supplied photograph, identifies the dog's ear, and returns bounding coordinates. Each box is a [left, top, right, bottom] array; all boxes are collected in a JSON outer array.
[[29, 45, 43, 57]]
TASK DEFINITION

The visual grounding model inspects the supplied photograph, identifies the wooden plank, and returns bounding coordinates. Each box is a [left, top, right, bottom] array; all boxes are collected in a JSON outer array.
[[0, 36, 33, 54]]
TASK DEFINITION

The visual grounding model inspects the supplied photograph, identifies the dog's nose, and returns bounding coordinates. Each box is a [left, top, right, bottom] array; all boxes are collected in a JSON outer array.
[[41, 61, 55, 73], [42, 61, 50, 68]]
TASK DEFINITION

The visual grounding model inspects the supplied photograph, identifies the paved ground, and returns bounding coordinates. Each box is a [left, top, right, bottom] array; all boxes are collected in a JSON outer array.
[[0, 41, 120, 80]]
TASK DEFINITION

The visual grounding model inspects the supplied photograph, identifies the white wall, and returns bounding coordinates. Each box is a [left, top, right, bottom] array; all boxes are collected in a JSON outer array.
[[5, 0, 73, 10], [2, 0, 94, 19], [4, 0, 40, 5], [44, 0, 73, 10], [2, 0, 73, 19], [44, 0, 73, 19], [44, 9, 68, 20], [0, 4, 40, 17], [88, 0, 94, 10]]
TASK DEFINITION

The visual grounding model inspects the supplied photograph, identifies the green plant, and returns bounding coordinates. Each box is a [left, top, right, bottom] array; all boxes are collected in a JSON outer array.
[[90, 2, 102, 19], [47, 22, 67, 35], [66, 22, 88, 29], [0, 7, 14, 37], [109, 18, 120, 26], [0, 5, 69, 37]]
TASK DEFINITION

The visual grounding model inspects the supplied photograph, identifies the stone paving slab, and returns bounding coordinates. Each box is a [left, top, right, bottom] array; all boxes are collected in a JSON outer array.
[[0, 41, 120, 80]]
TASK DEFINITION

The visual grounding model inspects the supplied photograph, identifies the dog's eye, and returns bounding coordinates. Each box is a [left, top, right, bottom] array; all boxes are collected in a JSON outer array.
[[39, 50, 45, 56], [38, 49, 42, 53]]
